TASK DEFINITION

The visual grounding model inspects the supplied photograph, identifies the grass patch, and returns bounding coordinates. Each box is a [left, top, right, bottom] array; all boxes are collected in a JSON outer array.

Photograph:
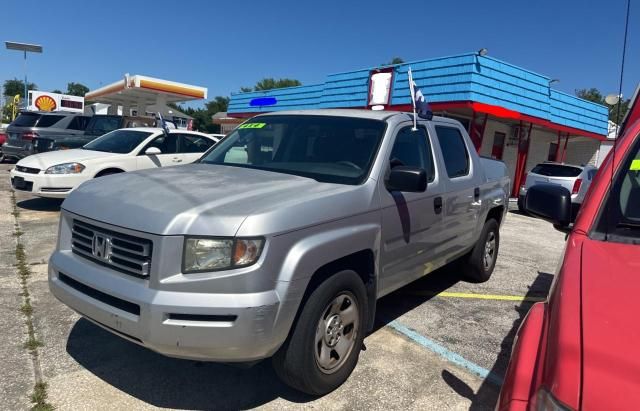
[[30, 382, 54, 411], [12, 192, 53, 410]]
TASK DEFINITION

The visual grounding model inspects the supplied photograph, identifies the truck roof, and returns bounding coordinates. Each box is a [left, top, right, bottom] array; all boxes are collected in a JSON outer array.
[[256, 109, 452, 123]]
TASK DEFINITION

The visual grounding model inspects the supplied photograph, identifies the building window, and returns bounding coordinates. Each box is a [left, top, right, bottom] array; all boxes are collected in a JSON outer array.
[[548, 142, 558, 161], [492, 132, 506, 160]]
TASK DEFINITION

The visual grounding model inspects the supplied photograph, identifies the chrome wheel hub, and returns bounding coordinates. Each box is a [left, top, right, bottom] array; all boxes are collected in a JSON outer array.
[[484, 231, 496, 270], [315, 292, 359, 374]]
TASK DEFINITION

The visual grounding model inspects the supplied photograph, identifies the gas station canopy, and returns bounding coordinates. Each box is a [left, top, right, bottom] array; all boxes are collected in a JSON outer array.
[[85, 74, 207, 110]]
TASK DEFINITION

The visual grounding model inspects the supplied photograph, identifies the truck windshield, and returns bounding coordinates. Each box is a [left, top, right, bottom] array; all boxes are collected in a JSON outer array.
[[200, 115, 386, 185], [83, 129, 153, 153]]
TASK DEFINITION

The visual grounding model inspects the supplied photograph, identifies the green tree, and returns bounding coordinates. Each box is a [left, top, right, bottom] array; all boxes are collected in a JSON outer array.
[[576, 87, 630, 123], [240, 87, 253, 93], [253, 78, 301, 91], [383, 57, 404, 66], [66, 82, 89, 97], [51, 89, 63, 94], [3, 78, 37, 98], [168, 96, 230, 133]]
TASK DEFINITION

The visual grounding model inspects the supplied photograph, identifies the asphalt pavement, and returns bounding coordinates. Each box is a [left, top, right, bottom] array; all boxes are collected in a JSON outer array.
[[0, 162, 566, 410]]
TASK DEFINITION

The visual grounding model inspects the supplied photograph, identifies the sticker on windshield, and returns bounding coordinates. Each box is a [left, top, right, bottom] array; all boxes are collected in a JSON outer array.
[[238, 123, 266, 129], [631, 159, 640, 171]]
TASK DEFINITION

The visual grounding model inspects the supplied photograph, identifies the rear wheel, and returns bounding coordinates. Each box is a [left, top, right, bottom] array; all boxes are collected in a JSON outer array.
[[463, 219, 500, 282], [273, 270, 367, 395]]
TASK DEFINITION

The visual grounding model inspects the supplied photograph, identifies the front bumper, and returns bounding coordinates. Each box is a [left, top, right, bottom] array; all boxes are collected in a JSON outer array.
[[9, 168, 86, 198], [49, 250, 289, 362]]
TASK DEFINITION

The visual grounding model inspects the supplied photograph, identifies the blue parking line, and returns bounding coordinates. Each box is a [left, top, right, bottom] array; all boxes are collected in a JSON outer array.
[[387, 320, 503, 386]]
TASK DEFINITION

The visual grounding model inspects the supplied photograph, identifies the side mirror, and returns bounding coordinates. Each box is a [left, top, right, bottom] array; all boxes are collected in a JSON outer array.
[[145, 146, 162, 155], [387, 166, 427, 192], [525, 184, 572, 231]]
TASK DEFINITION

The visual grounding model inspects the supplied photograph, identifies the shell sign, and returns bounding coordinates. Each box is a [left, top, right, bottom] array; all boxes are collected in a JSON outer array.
[[35, 95, 57, 111]]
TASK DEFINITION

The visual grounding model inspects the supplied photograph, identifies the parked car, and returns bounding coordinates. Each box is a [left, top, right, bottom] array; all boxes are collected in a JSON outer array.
[[0, 127, 7, 163], [10, 128, 216, 198], [518, 162, 597, 217], [2, 111, 90, 160], [498, 87, 640, 410], [48, 110, 510, 395], [32, 114, 156, 153]]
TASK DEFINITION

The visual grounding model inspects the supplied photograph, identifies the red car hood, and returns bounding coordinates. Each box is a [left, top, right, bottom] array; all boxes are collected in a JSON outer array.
[[581, 237, 640, 408]]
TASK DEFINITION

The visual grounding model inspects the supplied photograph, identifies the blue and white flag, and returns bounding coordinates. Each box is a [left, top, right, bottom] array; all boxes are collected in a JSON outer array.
[[156, 112, 171, 136], [408, 68, 433, 130]]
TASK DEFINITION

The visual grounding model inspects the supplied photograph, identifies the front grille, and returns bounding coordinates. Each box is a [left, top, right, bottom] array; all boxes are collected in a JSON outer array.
[[16, 165, 40, 174], [71, 219, 152, 278]]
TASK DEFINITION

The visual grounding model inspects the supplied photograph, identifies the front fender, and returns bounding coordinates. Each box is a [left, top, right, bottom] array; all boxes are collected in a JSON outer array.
[[497, 301, 546, 411]]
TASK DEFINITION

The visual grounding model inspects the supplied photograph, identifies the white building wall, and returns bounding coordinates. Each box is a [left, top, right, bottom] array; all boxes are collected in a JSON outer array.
[[564, 138, 600, 166], [525, 129, 557, 171]]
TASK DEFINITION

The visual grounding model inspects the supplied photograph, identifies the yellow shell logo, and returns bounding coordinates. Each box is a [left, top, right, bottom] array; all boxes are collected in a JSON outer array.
[[35, 95, 57, 111]]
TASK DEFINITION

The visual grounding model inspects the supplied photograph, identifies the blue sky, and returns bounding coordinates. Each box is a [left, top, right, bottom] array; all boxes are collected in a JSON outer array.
[[1, 0, 638, 108]]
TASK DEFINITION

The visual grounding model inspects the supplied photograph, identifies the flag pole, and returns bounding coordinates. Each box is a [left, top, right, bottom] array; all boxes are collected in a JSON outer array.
[[408, 67, 418, 131]]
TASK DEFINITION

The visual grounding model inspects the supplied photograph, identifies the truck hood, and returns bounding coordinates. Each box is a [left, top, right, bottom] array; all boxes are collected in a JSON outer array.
[[62, 164, 374, 236], [17, 148, 119, 169], [580, 237, 640, 408]]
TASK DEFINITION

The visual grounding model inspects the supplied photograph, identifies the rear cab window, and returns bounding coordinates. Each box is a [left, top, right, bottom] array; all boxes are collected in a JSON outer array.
[[434, 125, 470, 178]]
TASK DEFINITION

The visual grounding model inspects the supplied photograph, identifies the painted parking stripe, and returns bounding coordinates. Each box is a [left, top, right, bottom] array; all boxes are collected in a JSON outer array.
[[405, 291, 546, 302], [387, 320, 503, 386]]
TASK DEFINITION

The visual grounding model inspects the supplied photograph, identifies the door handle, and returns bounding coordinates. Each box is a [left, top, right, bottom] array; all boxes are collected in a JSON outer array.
[[474, 187, 480, 201], [434, 197, 443, 214], [172, 157, 183, 163]]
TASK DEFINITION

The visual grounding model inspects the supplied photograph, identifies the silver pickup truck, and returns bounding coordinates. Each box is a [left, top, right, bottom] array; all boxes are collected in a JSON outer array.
[[49, 109, 509, 395]]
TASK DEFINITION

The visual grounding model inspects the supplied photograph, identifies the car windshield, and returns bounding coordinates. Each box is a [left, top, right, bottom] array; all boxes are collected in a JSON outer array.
[[531, 164, 582, 177], [83, 129, 153, 154], [199, 115, 386, 185]]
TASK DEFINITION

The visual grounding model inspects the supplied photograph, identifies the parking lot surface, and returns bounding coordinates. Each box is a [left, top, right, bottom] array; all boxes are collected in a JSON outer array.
[[0, 162, 566, 410]]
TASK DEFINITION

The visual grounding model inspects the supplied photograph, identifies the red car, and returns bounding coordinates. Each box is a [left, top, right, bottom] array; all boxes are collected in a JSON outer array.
[[498, 86, 640, 411], [0, 130, 6, 162]]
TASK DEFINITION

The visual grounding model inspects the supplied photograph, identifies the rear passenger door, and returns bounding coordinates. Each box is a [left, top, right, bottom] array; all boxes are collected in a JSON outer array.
[[177, 134, 216, 164], [431, 123, 484, 258], [379, 124, 445, 295]]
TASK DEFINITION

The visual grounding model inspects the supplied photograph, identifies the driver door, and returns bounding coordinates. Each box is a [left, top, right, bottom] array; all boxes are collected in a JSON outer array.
[[378, 124, 445, 295], [136, 133, 180, 169]]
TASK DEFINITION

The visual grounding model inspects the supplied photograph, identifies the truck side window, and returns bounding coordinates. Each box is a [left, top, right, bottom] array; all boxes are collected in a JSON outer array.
[[435, 126, 470, 178], [389, 127, 435, 182]]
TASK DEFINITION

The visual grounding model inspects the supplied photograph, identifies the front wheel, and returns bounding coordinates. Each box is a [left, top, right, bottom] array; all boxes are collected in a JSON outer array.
[[463, 219, 500, 283], [273, 270, 367, 395]]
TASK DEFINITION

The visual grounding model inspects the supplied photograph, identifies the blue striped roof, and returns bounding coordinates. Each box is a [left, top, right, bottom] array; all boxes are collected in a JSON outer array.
[[228, 53, 608, 136]]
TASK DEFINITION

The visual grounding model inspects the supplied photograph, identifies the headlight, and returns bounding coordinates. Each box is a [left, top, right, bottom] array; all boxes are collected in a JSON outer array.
[[45, 162, 85, 174], [536, 388, 572, 411], [183, 237, 264, 273]]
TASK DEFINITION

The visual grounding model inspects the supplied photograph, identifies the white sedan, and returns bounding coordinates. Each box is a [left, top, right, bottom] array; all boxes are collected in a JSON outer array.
[[9, 128, 216, 198]]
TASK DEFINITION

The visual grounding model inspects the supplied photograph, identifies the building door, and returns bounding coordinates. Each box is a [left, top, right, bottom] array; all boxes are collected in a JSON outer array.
[[491, 132, 506, 160]]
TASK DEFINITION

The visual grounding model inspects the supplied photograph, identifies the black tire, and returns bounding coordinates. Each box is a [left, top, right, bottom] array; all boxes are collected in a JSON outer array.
[[0, 152, 4, 163], [463, 219, 500, 283], [273, 270, 367, 396]]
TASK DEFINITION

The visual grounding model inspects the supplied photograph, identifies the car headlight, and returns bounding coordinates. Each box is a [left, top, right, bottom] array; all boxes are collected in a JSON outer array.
[[183, 237, 264, 273], [45, 162, 85, 174], [536, 388, 572, 411]]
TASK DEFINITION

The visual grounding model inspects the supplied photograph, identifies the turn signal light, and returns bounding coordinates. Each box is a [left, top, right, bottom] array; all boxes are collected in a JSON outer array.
[[572, 179, 582, 194]]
